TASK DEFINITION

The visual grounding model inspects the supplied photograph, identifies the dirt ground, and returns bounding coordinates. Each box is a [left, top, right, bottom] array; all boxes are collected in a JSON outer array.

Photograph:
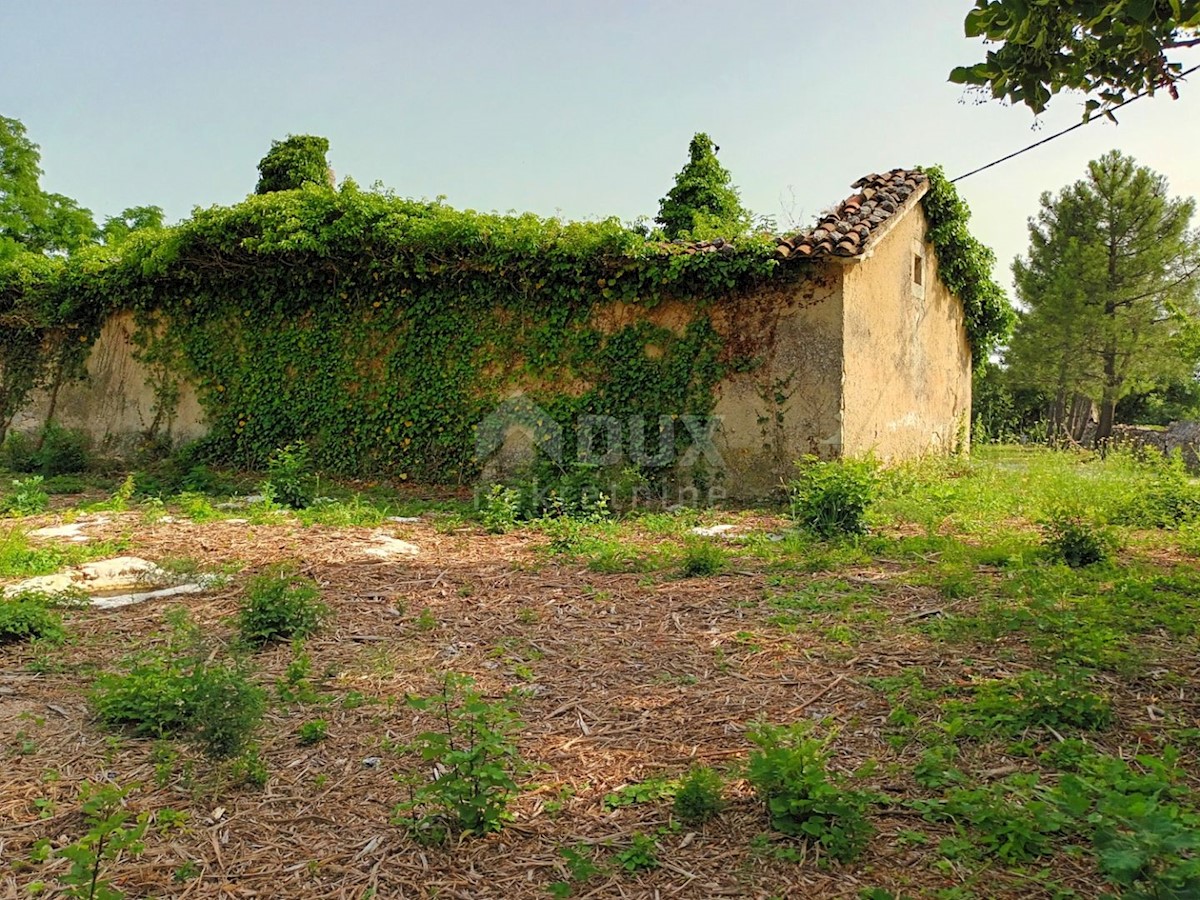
[[0, 509, 1173, 898]]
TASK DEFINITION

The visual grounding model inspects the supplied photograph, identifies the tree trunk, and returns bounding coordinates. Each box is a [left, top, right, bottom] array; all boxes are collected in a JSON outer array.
[[1095, 346, 1119, 448], [1068, 393, 1094, 445]]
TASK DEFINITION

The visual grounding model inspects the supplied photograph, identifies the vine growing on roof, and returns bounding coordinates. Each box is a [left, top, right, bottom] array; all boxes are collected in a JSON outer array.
[[919, 165, 1016, 365]]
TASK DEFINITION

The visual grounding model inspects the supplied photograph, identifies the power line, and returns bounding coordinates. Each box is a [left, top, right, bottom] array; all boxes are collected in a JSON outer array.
[[951, 63, 1200, 183]]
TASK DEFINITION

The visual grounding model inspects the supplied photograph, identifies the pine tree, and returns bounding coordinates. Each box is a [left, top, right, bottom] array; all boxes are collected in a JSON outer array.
[[1007, 151, 1200, 444]]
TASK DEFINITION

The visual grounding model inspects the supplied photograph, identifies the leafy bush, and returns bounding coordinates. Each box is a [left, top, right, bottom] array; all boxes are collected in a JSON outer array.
[[673, 765, 725, 824], [0, 590, 66, 644], [237, 565, 326, 648], [1042, 508, 1113, 567], [745, 721, 874, 861], [263, 442, 316, 510], [2, 475, 49, 516], [393, 673, 526, 840], [480, 484, 521, 534], [679, 537, 726, 577], [90, 611, 265, 758], [4, 424, 91, 476], [789, 456, 877, 539]]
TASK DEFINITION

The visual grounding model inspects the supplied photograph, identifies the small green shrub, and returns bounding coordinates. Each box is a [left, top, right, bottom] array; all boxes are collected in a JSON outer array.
[[481, 485, 521, 533], [296, 719, 329, 745], [673, 765, 724, 824], [0, 591, 66, 644], [6, 424, 91, 476], [237, 565, 326, 648], [263, 441, 316, 510], [276, 644, 321, 704], [393, 673, 526, 840], [745, 721, 874, 861], [789, 456, 877, 539], [679, 537, 726, 577], [89, 474, 136, 512], [484, 465, 615, 529], [2, 475, 49, 516], [1042, 509, 1113, 567], [28, 781, 151, 900], [90, 612, 265, 758], [228, 743, 269, 788]]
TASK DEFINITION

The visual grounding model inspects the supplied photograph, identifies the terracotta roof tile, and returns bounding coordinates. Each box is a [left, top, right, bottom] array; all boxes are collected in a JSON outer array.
[[777, 168, 928, 260]]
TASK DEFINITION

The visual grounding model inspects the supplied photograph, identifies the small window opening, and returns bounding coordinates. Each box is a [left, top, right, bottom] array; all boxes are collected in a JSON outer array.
[[912, 252, 924, 286]]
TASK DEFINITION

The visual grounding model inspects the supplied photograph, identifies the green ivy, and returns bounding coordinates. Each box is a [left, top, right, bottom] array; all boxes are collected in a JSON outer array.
[[919, 166, 1015, 365], [0, 169, 1010, 480]]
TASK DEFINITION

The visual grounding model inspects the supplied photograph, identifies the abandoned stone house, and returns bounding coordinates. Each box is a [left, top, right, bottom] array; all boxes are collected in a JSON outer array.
[[13, 169, 971, 498]]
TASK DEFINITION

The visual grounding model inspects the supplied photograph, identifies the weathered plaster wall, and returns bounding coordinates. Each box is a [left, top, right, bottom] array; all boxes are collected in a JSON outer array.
[[478, 278, 843, 500], [839, 202, 972, 460], [13, 312, 206, 451], [11, 228, 964, 495], [711, 273, 843, 497]]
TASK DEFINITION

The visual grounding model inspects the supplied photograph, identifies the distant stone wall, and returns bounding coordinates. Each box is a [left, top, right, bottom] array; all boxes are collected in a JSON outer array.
[[1110, 422, 1200, 471]]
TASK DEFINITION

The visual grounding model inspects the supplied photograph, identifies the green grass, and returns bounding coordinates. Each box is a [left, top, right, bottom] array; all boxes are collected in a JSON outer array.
[[0, 527, 129, 578]]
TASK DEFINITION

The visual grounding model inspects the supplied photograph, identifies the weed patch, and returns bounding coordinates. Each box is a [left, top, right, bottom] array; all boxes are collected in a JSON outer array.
[[237, 565, 326, 648], [90, 611, 265, 758], [745, 721, 874, 862], [2, 475, 49, 516]]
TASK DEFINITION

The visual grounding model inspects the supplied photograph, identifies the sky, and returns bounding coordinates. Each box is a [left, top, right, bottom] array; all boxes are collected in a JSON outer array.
[[3, 0, 1199, 294]]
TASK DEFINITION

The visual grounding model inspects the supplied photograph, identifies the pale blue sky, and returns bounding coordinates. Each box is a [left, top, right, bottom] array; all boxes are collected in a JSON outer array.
[[3, 0, 1198, 290]]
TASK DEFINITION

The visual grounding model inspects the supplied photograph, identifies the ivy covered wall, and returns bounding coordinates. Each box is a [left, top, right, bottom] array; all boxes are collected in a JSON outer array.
[[1, 172, 1008, 487]]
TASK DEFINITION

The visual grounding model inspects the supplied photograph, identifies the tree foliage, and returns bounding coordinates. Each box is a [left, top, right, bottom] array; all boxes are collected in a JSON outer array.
[[952, 1, 1200, 117], [101, 205, 165, 246], [655, 133, 751, 240], [1007, 151, 1200, 442], [254, 134, 333, 194], [0, 116, 96, 257]]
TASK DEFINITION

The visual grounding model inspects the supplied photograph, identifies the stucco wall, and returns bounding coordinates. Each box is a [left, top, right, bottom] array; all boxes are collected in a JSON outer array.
[[711, 273, 843, 497], [9, 222, 967, 493], [839, 201, 972, 460], [12, 312, 206, 451]]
